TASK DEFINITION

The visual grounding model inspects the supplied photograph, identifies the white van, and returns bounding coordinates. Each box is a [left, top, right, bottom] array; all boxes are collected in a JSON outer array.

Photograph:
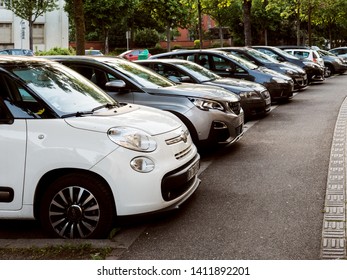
[[0, 56, 200, 239]]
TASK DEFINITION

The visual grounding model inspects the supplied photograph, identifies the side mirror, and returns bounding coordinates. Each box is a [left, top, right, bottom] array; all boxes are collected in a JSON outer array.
[[105, 80, 126, 90], [180, 76, 192, 82]]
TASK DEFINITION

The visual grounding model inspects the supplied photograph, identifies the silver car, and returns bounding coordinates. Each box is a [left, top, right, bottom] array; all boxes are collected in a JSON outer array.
[[46, 56, 244, 148]]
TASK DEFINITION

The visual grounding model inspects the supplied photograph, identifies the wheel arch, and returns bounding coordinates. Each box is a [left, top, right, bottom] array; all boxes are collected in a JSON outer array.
[[33, 168, 116, 220]]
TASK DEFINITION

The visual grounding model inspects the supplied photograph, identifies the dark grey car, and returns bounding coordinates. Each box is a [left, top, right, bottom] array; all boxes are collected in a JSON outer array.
[[46, 56, 244, 148], [150, 49, 295, 103], [215, 47, 308, 91], [136, 58, 271, 121]]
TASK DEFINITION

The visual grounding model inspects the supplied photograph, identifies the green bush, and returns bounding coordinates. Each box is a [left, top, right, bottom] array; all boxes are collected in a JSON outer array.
[[36, 47, 76, 56]]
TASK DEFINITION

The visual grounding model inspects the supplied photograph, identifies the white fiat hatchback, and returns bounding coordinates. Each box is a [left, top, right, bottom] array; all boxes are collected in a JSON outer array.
[[0, 56, 200, 239]]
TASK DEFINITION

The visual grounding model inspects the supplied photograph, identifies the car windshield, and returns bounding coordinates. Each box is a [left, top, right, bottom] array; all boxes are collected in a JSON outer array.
[[247, 48, 279, 63], [272, 47, 300, 60], [175, 61, 221, 82], [8, 62, 117, 117], [105, 58, 175, 88], [224, 52, 258, 70]]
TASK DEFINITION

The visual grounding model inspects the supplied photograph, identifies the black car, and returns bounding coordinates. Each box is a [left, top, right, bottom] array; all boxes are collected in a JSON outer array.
[[136, 58, 271, 120], [215, 46, 308, 91], [252, 46, 325, 84], [150, 49, 294, 103]]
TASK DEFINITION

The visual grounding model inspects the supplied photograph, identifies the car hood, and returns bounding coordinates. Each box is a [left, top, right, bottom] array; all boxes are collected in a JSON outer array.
[[64, 104, 182, 135], [258, 66, 293, 80], [143, 83, 240, 102], [203, 78, 267, 93]]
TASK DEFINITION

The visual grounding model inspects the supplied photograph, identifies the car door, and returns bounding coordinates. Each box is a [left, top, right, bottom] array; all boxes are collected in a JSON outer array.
[[0, 73, 27, 210], [203, 53, 253, 81]]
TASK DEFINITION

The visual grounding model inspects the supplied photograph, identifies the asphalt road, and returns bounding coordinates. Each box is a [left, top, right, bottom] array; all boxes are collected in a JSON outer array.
[[1, 74, 347, 261], [117, 74, 347, 260]]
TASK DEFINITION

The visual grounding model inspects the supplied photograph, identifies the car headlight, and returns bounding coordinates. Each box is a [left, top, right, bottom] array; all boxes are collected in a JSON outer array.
[[271, 76, 288, 83], [239, 91, 261, 99], [189, 97, 224, 111], [108, 127, 157, 152]]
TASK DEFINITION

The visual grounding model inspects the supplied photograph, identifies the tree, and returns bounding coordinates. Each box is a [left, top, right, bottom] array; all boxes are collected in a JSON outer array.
[[64, 0, 85, 55], [5, 0, 58, 51]]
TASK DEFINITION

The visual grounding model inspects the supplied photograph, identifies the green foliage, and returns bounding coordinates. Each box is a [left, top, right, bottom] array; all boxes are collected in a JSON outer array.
[[134, 28, 160, 48], [36, 47, 76, 56]]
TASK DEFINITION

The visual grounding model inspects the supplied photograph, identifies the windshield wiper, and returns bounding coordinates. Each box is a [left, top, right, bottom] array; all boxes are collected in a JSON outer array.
[[61, 111, 94, 118], [91, 103, 118, 112], [61, 103, 118, 118]]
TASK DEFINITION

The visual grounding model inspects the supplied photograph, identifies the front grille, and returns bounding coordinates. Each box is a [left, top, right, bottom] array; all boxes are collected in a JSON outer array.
[[175, 146, 192, 160], [228, 101, 241, 115]]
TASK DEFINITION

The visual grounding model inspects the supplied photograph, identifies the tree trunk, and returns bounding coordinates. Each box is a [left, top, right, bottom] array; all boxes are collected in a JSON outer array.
[[198, 0, 203, 49], [219, 25, 224, 47], [74, 0, 85, 55], [243, 0, 252, 46], [166, 24, 171, 51], [104, 29, 109, 54]]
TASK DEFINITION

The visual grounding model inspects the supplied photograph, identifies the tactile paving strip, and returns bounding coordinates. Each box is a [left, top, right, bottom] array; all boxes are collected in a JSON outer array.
[[321, 98, 347, 259]]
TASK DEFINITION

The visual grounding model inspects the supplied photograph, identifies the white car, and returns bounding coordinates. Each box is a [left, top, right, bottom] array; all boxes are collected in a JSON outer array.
[[284, 48, 325, 68], [0, 56, 201, 239]]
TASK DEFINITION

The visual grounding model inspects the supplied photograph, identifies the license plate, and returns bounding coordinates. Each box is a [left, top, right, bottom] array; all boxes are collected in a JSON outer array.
[[265, 98, 271, 105], [187, 160, 199, 181]]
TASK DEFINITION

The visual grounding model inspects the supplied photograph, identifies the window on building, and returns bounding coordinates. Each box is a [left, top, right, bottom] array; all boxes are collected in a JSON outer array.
[[0, 23, 12, 43], [33, 24, 44, 44]]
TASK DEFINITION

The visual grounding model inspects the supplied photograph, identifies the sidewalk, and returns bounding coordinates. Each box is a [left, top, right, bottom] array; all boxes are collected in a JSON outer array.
[[321, 97, 347, 259]]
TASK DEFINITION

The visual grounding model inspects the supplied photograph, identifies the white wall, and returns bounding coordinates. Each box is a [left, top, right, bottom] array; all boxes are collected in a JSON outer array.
[[0, 0, 69, 51]]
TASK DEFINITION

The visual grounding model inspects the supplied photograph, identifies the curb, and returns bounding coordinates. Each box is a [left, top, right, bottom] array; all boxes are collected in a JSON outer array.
[[321, 97, 347, 259]]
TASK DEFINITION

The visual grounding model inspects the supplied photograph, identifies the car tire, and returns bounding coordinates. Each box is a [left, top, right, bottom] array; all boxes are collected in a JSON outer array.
[[325, 64, 334, 77], [40, 172, 115, 239]]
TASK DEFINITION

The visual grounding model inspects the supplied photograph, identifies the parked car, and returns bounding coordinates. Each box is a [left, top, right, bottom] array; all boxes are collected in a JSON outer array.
[[215, 46, 308, 91], [328, 47, 347, 65], [283, 48, 325, 70], [119, 49, 151, 61], [46, 55, 244, 148], [0, 56, 201, 239], [0, 48, 34, 56], [136, 58, 271, 121], [329, 47, 347, 56], [252, 46, 325, 84], [85, 49, 104, 56], [316, 49, 347, 77], [150, 49, 295, 103]]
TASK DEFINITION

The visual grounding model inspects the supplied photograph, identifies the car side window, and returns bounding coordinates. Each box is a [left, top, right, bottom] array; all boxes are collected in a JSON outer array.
[[197, 55, 209, 69], [0, 73, 49, 119], [154, 63, 184, 82]]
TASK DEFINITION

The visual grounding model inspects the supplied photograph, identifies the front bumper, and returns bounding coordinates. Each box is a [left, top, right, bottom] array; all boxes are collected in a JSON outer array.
[[266, 81, 294, 101]]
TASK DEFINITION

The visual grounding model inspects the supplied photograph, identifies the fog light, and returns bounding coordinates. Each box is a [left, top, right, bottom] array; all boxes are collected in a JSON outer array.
[[130, 157, 155, 173]]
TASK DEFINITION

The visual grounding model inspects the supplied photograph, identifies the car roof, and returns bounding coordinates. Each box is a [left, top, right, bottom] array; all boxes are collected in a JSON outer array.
[[136, 58, 194, 64], [152, 49, 230, 57], [43, 55, 122, 63], [0, 55, 49, 65]]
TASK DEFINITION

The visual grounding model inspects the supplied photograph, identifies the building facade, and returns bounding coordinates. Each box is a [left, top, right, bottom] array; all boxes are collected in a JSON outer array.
[[0, 0, 69, 52]]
